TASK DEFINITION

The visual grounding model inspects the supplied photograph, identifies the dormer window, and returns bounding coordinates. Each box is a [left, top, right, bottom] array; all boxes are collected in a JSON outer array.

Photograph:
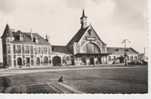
[[33, 37, 38, 43], [33, 37, 36, 42], [16, 35, 20, 41], [15, 30, 23, 41]]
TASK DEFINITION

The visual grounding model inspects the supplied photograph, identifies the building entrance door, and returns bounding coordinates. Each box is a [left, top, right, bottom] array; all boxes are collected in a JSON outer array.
[[98, 57, 102, 64], [52, 56, 61, 66], [17, 57, 22, 66], [90, 57, 94, 65], [26, 57, 30, 67]]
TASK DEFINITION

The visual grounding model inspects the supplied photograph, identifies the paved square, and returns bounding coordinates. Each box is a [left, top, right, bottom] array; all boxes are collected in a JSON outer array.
[[0, 65, 148, 93]]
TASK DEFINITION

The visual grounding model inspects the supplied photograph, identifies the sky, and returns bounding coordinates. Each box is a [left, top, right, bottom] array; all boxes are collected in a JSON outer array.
[[0, 0, 148, 62]]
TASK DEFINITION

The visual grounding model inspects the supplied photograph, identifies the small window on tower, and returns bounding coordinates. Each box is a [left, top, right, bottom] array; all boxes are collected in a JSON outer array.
[[115, 49, 119, 51], [125, 49, 129, 52], [88, 29, 92, 36]]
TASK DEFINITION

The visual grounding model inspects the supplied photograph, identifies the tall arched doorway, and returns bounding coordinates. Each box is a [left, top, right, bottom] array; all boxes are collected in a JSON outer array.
[[36, 57, 40, 65], [44, 56, 48, 64], [17, 57, 22, 66], [52, 56, 61, 66]]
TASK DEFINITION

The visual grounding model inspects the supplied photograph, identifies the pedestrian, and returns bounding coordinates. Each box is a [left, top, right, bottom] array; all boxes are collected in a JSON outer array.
[[58, 76, 63, 82]]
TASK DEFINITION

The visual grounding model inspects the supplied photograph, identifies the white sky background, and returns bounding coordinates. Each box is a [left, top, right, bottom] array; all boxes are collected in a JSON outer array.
[[0, 0, 148, 62]]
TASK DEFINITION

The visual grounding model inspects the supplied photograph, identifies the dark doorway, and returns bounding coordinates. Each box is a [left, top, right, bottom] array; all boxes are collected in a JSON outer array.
[[44, 56, 48, 64], [52, 56, 61, 66], [98, 57, 102, 64], [26, 57, 30, 67], [82, 57, 86, 65], [90, 57, 94, 65], [36, 57, 40, 65], [17, 57, 22, 66]]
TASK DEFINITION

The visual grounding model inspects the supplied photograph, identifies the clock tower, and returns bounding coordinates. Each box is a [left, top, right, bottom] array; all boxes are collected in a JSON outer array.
[[80, 10, 89, 29]]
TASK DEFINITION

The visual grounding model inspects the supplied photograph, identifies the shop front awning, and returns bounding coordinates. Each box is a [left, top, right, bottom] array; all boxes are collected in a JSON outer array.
[[74, 53, 110, 57]]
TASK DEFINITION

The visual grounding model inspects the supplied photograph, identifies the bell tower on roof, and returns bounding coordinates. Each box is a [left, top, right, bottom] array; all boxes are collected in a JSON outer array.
[[80, 9, 88, 29]]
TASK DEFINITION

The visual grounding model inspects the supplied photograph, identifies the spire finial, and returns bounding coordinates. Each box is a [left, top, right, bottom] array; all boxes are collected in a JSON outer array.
[[82, 9, 85, 17], [81, 9, 87, 19]]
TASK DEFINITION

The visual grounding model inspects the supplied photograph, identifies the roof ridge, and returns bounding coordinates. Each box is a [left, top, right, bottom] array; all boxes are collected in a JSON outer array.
[[67, 26, 89, 46]]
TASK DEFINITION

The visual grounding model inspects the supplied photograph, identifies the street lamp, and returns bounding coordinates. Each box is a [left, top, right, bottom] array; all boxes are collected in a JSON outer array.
[[122, 39, 131, 66]]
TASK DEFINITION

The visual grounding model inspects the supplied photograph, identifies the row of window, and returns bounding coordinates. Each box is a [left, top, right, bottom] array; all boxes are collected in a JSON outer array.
[[34, 46, 51, 54], [13, 56, 51, 66], [108, 55, 138, 61], [7, 44, 51, 55]]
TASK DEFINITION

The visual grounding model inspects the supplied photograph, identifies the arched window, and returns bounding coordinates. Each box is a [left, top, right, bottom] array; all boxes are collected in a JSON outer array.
[[82, 43, 100, 54], [17, 57, 22, 66]]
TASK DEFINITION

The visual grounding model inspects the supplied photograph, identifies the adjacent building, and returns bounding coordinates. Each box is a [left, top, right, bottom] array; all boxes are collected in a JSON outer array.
[[1, 24, 52, 68], [107, 47, 139, 64]]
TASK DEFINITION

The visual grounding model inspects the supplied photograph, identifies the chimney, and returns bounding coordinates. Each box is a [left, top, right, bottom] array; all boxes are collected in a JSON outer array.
[[30, 33, 33, 41]]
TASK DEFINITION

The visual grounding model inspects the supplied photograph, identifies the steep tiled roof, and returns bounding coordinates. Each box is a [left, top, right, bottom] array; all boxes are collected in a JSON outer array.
[[1, 24, 50, 45], [11, 31, 50, 45], [67, 25, 106, 47], [52, 45, 71, 54], [107, 47, 139, 55], [67, 26, 89, 47], [90, 25, 106, 45]]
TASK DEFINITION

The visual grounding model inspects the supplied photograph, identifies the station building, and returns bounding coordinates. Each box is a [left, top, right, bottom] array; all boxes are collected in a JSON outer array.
[[51, 10, 139, 66], [1, 10, 139, 68]]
